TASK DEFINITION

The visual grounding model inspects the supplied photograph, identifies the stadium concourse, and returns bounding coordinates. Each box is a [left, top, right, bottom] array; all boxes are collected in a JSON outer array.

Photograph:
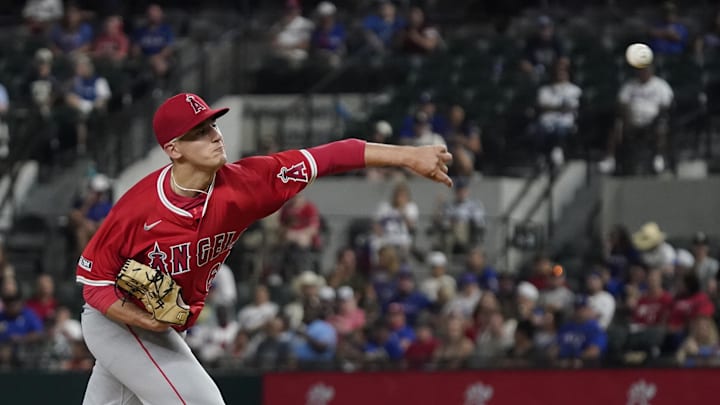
[[1, 0, 720, 403]]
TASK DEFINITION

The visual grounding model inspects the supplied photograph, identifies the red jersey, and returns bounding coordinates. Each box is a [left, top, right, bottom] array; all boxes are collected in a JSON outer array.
[[631, 291, 672, 326], [667, 292, 715, 331], [76, 149, 322, 330]]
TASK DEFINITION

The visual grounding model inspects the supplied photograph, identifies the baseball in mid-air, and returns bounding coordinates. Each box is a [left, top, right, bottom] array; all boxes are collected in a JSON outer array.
[[625, 43, 653, 68]]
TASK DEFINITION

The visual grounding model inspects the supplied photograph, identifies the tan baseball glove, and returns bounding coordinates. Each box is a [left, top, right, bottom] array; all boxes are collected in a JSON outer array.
[[116, 259, 190, 325]]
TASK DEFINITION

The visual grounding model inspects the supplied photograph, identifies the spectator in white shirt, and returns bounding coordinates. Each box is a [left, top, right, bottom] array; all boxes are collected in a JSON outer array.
[[692, 232, 719, 293], [371, 183, 419, 260], [407, 111, 446, 147], [270, 0, 315, 67], [207, 263, 237, 313], [599, 66, 674, 174], [23, 0, 63, 33], [238, 285, 279, 335], [188, 306, 240, 367], [586, 271, 615, 330], [535, 64, 582, 167], [420, 251, 456, 302], [539, 268, 575, 318], [433, 179, 486, 255], [632, 222, 676, 276]]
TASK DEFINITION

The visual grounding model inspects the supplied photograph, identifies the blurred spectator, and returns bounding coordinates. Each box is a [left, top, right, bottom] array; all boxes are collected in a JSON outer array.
[[464, 247, 498, 293], [675, 316, 720, 367], [132, 4, 175, 78], [330, 286, 366, 336], [397, 6, 441, 55], [386, 302, 416, 351], [420, 252, 456, 303], [404, 324, 439, 370], [535, 63, 581, 167], [310, 2, 346, 68], [527, 253, 553, 290], [551, 295, 607, 368], [270, 0, 314, 67], [238, 285, 278, 335], [0, 81, 8, 159], [370, 245, 402, 308], [69, 173, 112, 256], [25, 274, 58, 324], [691, 232, 719, 293], [50, 3, 92, 55], [586, 272, 615, 330], [371, 183, 418, 260], [433, 182, 486, 255], [434, 316, 473, 369], [534, 310, 560, 351], [23, 0, 63, 34], [445, 105, 481, 177], [405, 111, 446, 147], [0, 292, 44, 368], [599, 66, 673, 175], [285, 271, 324, 330], [504, 320, 541, 367], [445, 273, 482, 319], [363, 0, 405, 54], [92, 15, 129, 63], [675, 248, 696, 279], [25, 48, 60, 119], [474, 311, 514, 362], [632, 222, 676, 274], [515, 281, 540, 322], [399, 92, 448, 138], [292, 308, 337, 368], [520, 16, 568, 80], [694, 10, 720, 62], [64, 55, 112, 154], [46, 306, 85, 369], [364, 321, 404, 365], [252, 317, 294, 371], [387, 270, 431, 327], [279, 195, 322, 276], [623, 268, 671, 360], [187, 306, 240, 367], [327, 247, 364, 291], [465, 292, 501, 341], [207, 263, 237, 313], [61, 340, 94, 371], [539, 266, 575, 316], [365, 121, 403, 181], [0, 243, 15, 288], [665, 273, 715, 352], [604, 224, 641, 281], [649, 2, 689, 56]]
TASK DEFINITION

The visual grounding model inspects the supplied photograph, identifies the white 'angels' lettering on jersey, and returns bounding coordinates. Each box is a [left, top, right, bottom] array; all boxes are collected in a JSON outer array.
[[147, 231, 241, 276]]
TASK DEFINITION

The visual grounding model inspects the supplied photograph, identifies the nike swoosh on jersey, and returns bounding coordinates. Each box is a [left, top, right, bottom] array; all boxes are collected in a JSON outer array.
[[143, 220, 162, 231]]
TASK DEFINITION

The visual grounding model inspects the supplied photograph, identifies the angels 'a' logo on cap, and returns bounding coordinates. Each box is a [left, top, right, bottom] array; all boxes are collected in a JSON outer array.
[[185, 94, 207, 115]]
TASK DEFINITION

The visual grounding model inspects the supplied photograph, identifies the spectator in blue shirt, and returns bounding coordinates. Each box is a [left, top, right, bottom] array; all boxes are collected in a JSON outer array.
[[464, 247, 499, 293], [386, 269, 431, 326], [293, 309, 338, 369], [551, 295, 608, 368], [0, 292, 44, 368], [386, 302, 416, 351], [311, 1, 346, 68], [133, 4, 175, 78], [363, 0, 405, 54], [398, 92, 449, 139], [363, 321, 404, 363], [649, 2, 689, 55], [69, 173, 113, 257], [50, 4, 93, 55]]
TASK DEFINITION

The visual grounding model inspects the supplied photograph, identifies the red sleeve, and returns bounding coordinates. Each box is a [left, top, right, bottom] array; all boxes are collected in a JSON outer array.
[[75, 205, 131, 288], [695, 293, 715, 317], [83, 284, 119, 314], [307, 138, 366, 176]]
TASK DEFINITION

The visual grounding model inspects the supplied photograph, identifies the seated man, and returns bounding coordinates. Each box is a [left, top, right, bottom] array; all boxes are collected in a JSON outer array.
[[69, 174, 113, 257], [132, 4, 175, 78], [535, 64, 581, 167], [310, 2, 346, 68], [433, 180, 486, 255], [64, 55, 111, 155], [549, 295, 607, 368], [270, 0, 314, 67], [0, 291, 44, 368], [599, 66, 673, 175], [362, 0, 405, 54]]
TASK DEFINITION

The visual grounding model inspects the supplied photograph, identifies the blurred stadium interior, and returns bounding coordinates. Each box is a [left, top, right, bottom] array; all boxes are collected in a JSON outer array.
[[1, 0, 720, 403]]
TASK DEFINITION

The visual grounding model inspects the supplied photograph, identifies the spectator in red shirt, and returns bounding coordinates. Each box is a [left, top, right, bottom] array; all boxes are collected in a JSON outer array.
[[404, 324, 439, 370], [92, 15, 129, 63], [622, 268, 671, 360], [665, 273, 715, 352], [279, 195, 322, 276], [25, 274, 58, 324]]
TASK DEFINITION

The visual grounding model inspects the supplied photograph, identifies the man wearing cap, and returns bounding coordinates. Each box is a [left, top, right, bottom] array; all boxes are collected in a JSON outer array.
[[420, 251, 456, 302], [76, 92, 452, 404], [69, 173, 113, 258], [691, 232, 719, 293], [551, 295, 608, 368]]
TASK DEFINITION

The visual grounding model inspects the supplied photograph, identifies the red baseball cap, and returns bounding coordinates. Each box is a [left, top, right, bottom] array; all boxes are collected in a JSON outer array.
[[152, 93, 229, 146]]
